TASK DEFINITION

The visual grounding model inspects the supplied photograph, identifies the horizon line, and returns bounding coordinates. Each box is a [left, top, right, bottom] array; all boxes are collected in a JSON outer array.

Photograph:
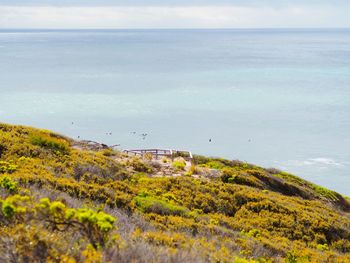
[[1, 27, 350, 31]]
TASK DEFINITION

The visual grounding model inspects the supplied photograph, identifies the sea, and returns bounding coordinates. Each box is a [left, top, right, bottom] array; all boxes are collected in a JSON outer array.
[[0, 29, 349, 195]]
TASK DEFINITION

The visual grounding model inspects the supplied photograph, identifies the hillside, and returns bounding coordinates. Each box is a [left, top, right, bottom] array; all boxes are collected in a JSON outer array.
[[0, 123, 349, 262]]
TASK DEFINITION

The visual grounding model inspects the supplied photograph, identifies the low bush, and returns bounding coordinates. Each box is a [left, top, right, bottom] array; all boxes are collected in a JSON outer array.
[[221, 168, 261, 188], [316, 244, 329, 251], [38, 198, 116, 248], [0, 161, 17, 174], [127, 157, 153, 173], [0, 176, 18, 193], [0, 195, 117, 250], [30, 134, 70, 155], [172, 158, 186, 171], [204, 161, 226, 170], [134, 195, 188, 216], [73, 162, 128, 183], [311, 185, 340, 201]]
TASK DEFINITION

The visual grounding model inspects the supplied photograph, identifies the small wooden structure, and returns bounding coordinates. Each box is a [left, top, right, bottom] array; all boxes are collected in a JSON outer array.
[[123, 149, 193, 161]]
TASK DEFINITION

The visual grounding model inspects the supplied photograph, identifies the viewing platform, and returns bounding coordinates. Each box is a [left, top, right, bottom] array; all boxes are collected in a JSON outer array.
[[123, 149, 193, 161]]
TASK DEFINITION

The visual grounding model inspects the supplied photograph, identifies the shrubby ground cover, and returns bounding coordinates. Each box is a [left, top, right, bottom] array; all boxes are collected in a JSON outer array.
[[0, 123, 349, 262]]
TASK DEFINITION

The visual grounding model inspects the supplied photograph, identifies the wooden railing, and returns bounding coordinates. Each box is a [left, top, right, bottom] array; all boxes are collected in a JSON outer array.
[[123, 149, 193, 161]]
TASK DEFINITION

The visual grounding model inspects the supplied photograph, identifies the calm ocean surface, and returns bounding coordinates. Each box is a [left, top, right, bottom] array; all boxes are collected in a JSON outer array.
[[0, 29, 349, 195]]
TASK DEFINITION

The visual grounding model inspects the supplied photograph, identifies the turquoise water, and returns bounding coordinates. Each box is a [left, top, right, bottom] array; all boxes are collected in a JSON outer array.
[[1, 29, 349, 195]]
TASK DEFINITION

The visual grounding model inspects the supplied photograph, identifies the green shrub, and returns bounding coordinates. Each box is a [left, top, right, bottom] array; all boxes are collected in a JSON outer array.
[[312, 185, 339, 201], [30, 134, 69, 155], [285, 252, 298, 263], [134, 195, 188, 216], [205, 161, 226, 170], [2, 202, 16, 218], [172, 158, 186, 171], [221, 167, 259, 187], [247, 229, 261, 238], [333, 239, 350, 253], [128, 157, 153, 173], [38, 198, 116, 248], [0, 195, 31, 219], [317, 244, 329, 251], [0, 176, 18, 193], [221, 167, 236, 183], [0, 161, 17, 174]]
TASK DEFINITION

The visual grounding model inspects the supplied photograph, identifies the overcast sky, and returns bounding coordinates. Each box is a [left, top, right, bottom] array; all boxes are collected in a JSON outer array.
[[0, 0, 349, 29]]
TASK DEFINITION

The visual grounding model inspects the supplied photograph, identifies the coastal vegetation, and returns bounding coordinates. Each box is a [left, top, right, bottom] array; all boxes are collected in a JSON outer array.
[[0, 123, 349, 262]]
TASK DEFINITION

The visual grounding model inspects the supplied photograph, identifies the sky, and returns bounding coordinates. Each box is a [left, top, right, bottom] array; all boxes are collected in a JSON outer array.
[[0, 0, 349, 29]]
